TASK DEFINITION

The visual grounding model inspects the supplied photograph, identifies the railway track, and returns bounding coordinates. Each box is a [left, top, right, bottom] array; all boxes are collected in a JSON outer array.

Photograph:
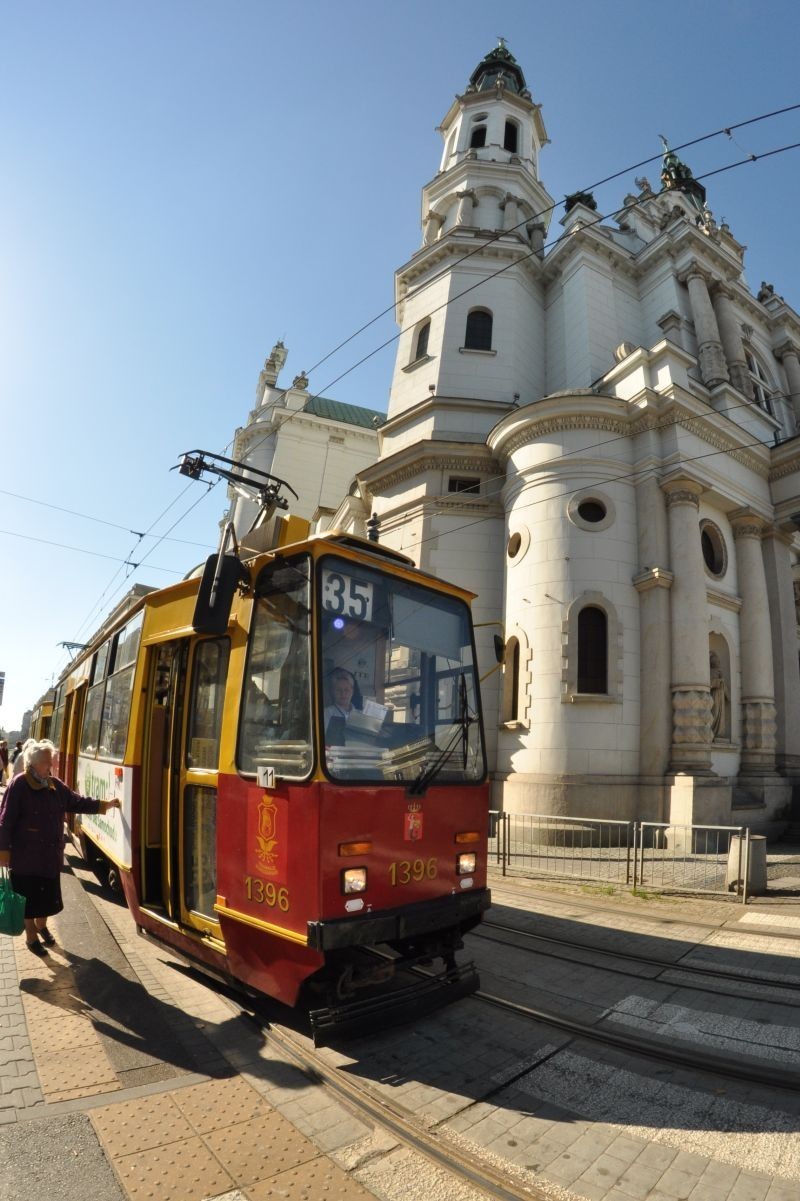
[[472, 918, 800, 1002]]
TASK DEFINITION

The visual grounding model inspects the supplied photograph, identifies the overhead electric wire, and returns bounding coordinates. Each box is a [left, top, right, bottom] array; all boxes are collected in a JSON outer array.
[[0, 487, 216, 549], [36, 108, 800, 686], [299, 101, 800, 378]]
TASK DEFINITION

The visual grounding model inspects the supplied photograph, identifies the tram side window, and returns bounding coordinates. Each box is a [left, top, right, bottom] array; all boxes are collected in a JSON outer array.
[[186, 639, 230, 769], [50, 685, 66, 750], [238, 558, 312, 779], [81, 614, 143, 761], [80, 643, 111, 755]]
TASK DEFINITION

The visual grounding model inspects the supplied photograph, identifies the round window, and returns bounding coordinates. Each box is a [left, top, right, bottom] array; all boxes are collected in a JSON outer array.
[[507, 532, 522, 559], [577, 499, 606, 523], [700, 521, 726, 577]]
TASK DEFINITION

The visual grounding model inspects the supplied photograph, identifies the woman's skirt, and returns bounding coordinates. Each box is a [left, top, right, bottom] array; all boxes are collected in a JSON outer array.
[[9, 873, 63, 919]]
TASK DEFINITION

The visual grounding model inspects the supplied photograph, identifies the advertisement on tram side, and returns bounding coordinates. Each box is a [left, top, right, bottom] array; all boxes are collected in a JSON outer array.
[[75, 758, 133, 868]]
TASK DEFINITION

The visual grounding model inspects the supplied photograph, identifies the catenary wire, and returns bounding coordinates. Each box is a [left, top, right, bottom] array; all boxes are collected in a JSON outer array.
[[33, 124, 800, 690], [300, 102, 800, 377]]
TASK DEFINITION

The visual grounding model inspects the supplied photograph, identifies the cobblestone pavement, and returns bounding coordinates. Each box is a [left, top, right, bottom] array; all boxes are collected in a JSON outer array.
[[2, 845, 800, 1201]]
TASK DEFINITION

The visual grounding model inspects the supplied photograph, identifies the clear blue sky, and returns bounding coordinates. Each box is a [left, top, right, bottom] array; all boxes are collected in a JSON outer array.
[[2, 0, 799, 730]]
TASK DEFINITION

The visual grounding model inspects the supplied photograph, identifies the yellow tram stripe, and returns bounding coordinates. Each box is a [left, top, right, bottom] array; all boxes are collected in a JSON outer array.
[[213, 902, 309, 945]]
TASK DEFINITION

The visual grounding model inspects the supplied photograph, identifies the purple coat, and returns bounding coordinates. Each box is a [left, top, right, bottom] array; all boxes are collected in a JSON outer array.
[[0, 773, 101, 877]]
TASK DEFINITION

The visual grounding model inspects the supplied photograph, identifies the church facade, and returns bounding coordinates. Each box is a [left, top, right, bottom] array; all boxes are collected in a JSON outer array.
[[327, 42, 800, 831], [232, 44, 800, 831]]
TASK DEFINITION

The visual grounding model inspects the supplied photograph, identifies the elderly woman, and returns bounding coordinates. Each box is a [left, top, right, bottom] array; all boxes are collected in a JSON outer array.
[[0, 740, 121, 955]]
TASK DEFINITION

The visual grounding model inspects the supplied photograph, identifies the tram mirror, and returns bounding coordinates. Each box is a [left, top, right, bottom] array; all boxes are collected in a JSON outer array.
[[494, 635, 504, 663], [193, 554, 248, 635]]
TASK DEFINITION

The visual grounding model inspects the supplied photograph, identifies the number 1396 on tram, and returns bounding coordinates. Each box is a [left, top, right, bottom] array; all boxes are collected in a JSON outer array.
[[51, 526, 491, 1042]]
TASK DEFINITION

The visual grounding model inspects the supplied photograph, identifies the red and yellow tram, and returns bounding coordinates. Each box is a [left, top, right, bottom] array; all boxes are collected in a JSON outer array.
[[47, 521, 491, 1038]]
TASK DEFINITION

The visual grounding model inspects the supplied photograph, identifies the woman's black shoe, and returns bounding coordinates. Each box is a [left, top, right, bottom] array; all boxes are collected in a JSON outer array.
[[26, 941, 47, 957], [39, 928, 56, 946]]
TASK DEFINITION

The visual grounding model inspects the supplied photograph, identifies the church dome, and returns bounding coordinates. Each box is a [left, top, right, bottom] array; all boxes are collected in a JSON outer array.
[[468, 39, 528, 96]]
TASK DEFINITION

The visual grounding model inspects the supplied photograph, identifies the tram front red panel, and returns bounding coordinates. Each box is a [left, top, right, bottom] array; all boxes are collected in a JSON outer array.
[[317, 780, 490, 919]]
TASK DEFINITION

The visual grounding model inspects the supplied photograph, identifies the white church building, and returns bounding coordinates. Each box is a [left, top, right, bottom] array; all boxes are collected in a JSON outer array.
[[232, 42, 800, 832]]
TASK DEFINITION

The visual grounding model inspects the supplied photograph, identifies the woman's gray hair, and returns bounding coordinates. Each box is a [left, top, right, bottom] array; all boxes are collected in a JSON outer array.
[[23, 739, 55, 772]]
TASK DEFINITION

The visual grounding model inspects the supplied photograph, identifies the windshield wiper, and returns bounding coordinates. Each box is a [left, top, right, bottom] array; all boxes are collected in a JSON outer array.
[[408, 673, 476, 795]]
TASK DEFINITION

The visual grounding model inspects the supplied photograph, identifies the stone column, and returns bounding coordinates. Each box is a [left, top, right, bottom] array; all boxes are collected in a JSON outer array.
[[663, 479, 713, 770], [455, 190, 476, 227], [776, 341, 800, 428], [762, 527, 800, 773], [731, 513, 776, 773], [423, 210, 444, 245], [501, 193, 519, 232], [684, 267, 729, 388], [711, 285, 753, 398], [634, 474, 673, 781], [528, 222, 546, 259]]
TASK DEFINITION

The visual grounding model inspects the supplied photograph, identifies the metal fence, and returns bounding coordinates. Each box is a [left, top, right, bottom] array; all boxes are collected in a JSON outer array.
[[489, 811, 753, 902]]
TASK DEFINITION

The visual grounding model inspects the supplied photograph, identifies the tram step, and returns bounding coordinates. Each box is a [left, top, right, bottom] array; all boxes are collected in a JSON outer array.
[[309, 960, 480, 1047]]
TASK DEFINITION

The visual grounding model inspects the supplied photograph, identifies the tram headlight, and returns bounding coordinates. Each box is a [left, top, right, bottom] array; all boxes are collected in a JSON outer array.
[[342, 867, 368, 894], [456, 852, 476, 875]]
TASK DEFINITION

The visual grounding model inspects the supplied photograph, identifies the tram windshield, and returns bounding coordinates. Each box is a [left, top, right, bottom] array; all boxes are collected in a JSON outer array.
[[319, 555, 485, 784], [238, 557, 312, 778]]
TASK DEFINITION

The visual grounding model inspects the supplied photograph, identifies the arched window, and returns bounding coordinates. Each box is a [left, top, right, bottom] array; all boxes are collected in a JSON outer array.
[[465, 308, 493, 351], [502, 637, 520, 722], [745, 349, 775, 414], [470, 123, 487, 149], [413, 320, 430, 362], [577, 606, 607, 693], [503, 120, 519, 153]]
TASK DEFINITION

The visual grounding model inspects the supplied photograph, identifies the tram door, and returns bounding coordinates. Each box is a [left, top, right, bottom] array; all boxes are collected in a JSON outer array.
[[142, 636, 230, 937]]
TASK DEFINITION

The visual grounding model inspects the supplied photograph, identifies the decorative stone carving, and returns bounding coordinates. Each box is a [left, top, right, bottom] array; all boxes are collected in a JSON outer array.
[[741, 700, 777, 752], [709, 652, 730, 741], [672, 687, 713, 747], [664, 488, 701, 510]]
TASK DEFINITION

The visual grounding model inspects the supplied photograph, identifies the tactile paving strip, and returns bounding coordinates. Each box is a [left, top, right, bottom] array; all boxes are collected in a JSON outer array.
[[13, 930, 121, 1102], [92, 1093, 196, 1157], [246, 1156, 377, 1199], [204, 1112, 319, 1187], [112, 1134, 235, 1201], [171, 1076, 273, 1133]]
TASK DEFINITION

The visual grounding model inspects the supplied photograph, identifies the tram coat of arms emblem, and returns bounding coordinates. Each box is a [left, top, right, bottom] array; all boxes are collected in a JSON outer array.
[[404, 804, 423, 841]]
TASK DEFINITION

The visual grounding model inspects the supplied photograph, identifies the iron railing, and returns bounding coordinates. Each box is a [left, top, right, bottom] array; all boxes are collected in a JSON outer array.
[[489, 811, 754, 903]]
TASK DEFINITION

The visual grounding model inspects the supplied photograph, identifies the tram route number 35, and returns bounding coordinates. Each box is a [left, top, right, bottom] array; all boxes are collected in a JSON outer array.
[[244, 876, 290, 911], [321, 568, 373, 623], [389, 858, 438, 885]]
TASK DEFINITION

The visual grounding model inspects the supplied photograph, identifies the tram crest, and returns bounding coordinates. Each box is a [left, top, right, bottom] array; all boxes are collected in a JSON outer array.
[[404, 800, 423, 841], [254, 794, 280, 876]]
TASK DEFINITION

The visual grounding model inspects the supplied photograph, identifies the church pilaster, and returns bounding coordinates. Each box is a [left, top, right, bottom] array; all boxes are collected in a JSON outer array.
[[684, 267, 729, 389], [761, 526, 800, 773], [663, 479, 713, 770], [731, 513, 777, 772], [710, 284, 753, 398]]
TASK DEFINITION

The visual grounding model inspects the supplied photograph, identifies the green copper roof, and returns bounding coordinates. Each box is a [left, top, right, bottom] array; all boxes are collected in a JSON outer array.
[[659, 137, 706, 211], [303, 394, 384, 429], [469, 39, 528, 96]]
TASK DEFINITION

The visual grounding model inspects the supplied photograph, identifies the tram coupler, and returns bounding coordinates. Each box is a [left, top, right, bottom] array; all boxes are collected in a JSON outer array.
[[308, 957, 480, 1047]]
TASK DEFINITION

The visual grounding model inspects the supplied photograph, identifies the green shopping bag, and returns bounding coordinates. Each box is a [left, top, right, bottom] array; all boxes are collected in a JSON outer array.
[[0, 870, 25, 937]]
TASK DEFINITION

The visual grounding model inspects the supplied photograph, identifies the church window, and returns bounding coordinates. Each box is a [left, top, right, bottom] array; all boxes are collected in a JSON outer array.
[[465, 308, 493, 351], [413, 320, 430, 362], [577, 607, 607, 694], [502, 637, 520, 723], [503, 120, 519, 153], [577, 499, 606, 524], [470, 117, 488, 149], [745, 350, 774, 414], [700, 520, 727, 578], [448, 476, 480, 495], [507, 532, 522, 558]]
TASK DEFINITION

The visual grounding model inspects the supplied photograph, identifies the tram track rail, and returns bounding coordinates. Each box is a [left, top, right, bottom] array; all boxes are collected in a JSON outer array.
[[472, 919, 800, 1002], [245, 1005, 556, 1201], [469, 986, 800, 1095]]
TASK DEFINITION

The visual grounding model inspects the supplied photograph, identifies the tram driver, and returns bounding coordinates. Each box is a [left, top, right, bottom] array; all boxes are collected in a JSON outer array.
[[323, 668, 361, 742]]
